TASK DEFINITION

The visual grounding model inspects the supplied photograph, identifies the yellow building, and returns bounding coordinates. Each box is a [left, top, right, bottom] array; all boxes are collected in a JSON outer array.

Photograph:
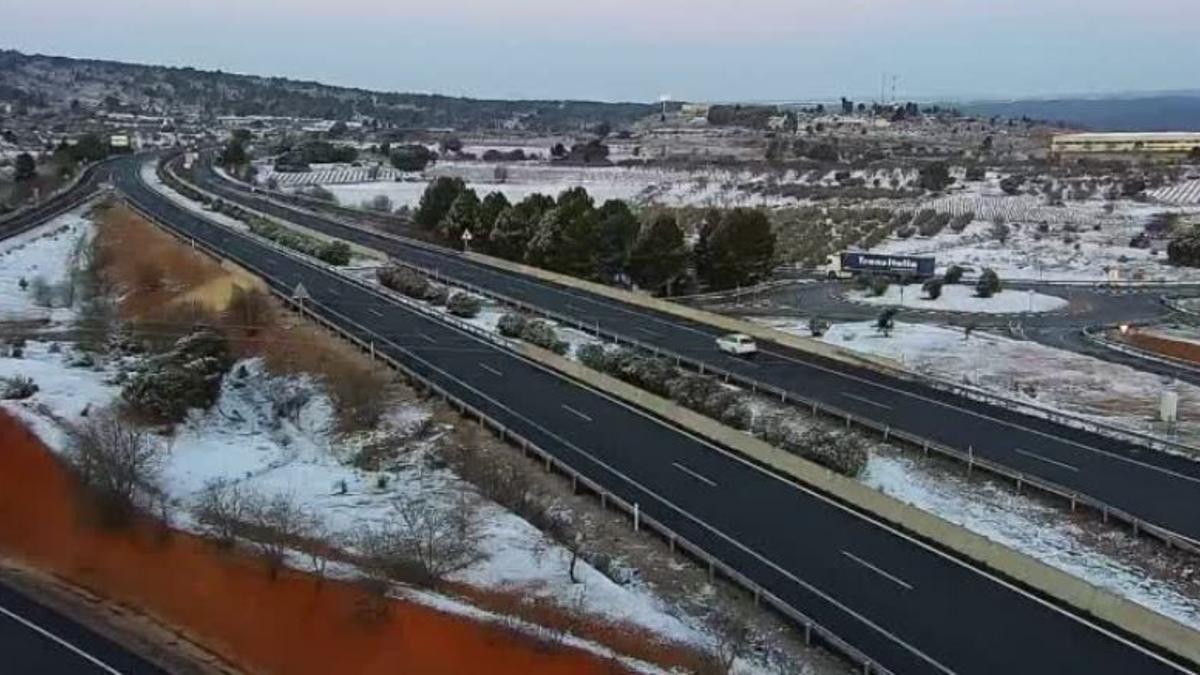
[[1051, 132, 1200, 155]]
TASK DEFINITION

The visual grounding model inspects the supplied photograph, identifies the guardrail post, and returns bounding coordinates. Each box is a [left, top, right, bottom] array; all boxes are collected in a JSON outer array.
[[601, 493, 607, 510], [804, 623, 812, 645], [967, 446, 974, 476], [634, 503, 640, 532], [1132, 520, 1140, 537], [571, 474, 578, 493], [669, 535, 676, 554], [845, 413, 852, 428], [1070, 496, 1076, 512], [883, 426, 890, 441], [369, 341, 376, 361]]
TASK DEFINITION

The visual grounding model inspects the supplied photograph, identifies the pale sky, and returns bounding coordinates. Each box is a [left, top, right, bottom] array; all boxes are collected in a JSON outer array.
[[3, 1, 1196, 102]]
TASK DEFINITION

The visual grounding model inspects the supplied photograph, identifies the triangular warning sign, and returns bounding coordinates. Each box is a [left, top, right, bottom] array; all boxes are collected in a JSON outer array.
[[292, 282, 311, 301]]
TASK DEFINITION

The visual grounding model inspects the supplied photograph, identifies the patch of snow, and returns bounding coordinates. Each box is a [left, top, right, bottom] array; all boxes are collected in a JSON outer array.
[[847, 284, 1068, 314], [760, 318, 1198, 443], [4, 348, 710, 654], [0, 208, 93, 323], [864, 450, 1200, 630]]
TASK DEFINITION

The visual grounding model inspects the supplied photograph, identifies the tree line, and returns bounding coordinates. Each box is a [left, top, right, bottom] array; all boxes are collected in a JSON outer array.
[[411, 178, 776, 294]]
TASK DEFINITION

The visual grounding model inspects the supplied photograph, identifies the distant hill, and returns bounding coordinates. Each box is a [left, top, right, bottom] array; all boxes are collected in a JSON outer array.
[[0, 50, 656, 132], [957, 95, 1200, 132]]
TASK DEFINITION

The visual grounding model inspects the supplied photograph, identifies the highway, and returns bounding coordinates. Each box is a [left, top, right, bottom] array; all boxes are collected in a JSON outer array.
[[0, 579, 167, 674], [115, 156, 1197, 674], [184, 158, 1200, 549]]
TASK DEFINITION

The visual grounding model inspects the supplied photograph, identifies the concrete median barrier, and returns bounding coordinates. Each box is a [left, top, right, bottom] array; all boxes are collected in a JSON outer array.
[[516, 341, 1200, 668]]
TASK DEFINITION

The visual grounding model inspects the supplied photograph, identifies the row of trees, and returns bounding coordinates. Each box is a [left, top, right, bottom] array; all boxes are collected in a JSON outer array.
[[411, 179, 775, 294]]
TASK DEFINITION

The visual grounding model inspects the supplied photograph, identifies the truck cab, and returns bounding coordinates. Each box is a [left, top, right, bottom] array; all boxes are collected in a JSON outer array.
[[818, 254, 851, 280]]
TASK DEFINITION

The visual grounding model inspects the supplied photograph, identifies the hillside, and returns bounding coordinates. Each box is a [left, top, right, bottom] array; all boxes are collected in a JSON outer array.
[[0, 50, 656, 132], [957, 94, 1200, 132]]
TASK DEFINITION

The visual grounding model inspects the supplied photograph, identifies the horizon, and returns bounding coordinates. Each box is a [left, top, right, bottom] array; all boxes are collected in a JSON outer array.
[[2, 1, 1196, 104]]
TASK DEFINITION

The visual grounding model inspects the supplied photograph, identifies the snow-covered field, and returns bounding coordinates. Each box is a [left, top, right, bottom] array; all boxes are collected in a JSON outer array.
[[757, 319, 1198, 443], [270, 161, 790, 209], [0, 208, 92, 323], [876, 179, 1200, 283], [847, 284, 1068, 314]]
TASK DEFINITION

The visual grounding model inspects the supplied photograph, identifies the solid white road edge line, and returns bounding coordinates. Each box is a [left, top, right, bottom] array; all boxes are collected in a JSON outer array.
[[151, 174, 1195, 675], [0, 603, 124, 675]]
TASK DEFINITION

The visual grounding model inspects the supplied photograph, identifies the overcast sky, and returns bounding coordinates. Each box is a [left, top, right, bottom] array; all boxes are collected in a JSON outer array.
[[3, 1, 1196, 103]]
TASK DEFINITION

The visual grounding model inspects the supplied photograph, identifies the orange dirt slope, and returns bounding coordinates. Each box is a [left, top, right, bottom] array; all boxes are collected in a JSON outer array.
[[0, 411, 627, 675]]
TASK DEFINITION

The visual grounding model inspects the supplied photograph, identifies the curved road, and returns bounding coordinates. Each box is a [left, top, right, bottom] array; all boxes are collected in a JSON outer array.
[[115, 154, 1200, 675], [181, 157, 1200, 551]]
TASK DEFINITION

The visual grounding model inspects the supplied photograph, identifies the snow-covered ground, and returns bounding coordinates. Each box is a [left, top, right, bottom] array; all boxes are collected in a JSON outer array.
[[269, 161, 791, 210], [0, 208, 92, 323], [757, 318, 1198, 443], [847, 284, 1069, 314], [0, 211, 731, 670], [863, 450, 1200, 630], [875, 185, 1200, 283], [0, 342, 713, 653]]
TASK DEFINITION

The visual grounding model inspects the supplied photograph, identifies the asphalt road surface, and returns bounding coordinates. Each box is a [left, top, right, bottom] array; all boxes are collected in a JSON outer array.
[[117, 156, 1197, 675], [184, 158, 1200, 551], [0, 580, 167, 675]]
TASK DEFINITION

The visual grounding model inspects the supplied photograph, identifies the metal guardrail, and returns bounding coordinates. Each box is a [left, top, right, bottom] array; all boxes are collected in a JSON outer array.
[[1081, 325, 1200, 376], [177, 158, 1200, 554], [378, 256, 1200, 558], [139, 164, 894, 675], [196, 163, 1200, 460]]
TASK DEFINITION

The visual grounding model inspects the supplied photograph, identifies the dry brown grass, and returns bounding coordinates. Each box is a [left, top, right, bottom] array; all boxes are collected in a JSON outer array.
[[93, 202, 399, 427]]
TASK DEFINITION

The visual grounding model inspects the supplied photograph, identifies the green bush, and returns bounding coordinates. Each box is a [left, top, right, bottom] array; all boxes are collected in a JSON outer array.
[[868, 276, 890, 297], [944, 265, 964, 285], [446, 292, 482, 318], [376, 265, 431, 299], [976, 269, 1001, 298]]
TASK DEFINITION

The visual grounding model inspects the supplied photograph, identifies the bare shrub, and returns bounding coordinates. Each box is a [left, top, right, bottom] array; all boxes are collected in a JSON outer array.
[[701, 609, 753, 674], [67, 412, 164, 525], [193, 479, 249, 548], [0, 375, 38, 400], [241, 492, 321, 579], [353, 491, 484, 587]]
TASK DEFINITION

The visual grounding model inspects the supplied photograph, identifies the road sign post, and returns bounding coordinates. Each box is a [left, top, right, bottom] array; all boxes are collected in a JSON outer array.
[[292, 282, 311, 317], [461, 228, 474, 252]]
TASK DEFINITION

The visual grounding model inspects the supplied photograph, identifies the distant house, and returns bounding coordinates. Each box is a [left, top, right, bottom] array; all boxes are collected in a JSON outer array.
[[1051, 132, 1200, 156]]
